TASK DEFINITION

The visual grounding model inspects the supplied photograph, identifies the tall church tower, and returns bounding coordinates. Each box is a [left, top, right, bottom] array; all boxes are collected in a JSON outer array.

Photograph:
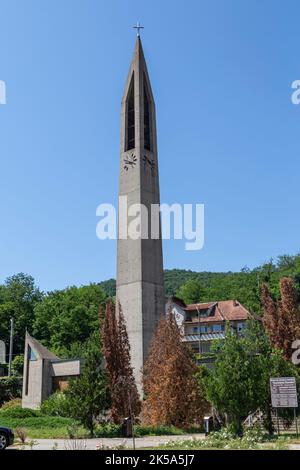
[[116, 35, 165, 390]]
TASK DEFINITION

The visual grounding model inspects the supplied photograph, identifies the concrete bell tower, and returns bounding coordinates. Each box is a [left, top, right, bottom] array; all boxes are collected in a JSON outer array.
[[116, 34, 165, 391]]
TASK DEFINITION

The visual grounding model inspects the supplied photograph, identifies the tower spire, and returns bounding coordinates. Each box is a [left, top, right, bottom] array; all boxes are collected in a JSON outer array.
[[117, 36, 164, 393]]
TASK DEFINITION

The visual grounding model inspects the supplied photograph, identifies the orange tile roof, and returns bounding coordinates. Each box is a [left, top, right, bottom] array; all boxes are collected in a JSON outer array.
[[183, 300, 251, 323]]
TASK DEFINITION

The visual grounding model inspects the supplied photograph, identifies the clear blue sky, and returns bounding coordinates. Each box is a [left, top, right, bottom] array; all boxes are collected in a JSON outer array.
[[1, 0, 300, 292]]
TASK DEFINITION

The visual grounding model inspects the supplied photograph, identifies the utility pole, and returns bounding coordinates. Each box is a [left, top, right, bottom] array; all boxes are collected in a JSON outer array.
[[8, 317, 14, 377]]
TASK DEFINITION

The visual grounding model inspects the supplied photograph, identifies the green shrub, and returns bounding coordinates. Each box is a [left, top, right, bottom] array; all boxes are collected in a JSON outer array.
[[40, 392, 70, 417], [94, 423, 202, 438], [0, 376, 22, 406], [11, 355, 24, 376], [134, 425, 184, 437], [95, 423, 122, 438], [0, 406, 40, 419]]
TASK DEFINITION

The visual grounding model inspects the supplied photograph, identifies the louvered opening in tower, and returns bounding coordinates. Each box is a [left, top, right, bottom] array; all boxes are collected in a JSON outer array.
[[144, 74, 152, 151], [126, 73, 135, 151]]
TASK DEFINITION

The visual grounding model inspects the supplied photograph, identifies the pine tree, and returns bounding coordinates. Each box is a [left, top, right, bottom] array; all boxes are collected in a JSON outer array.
[[142, 311, 207, 427], [102, 300, 141, 423], [66, 331, 109, 436], [262, 277, 300, 360]]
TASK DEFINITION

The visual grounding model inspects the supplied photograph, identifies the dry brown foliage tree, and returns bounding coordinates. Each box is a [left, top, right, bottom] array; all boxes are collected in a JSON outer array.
[[261, 283, 281, 349], [142, 311, 207, 427], [102, 300, 141, 423], [261, 277, 300, 360]]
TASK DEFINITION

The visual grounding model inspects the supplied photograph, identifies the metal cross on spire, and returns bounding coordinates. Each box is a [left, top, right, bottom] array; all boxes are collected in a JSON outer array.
[[133, 21, 144, 37]]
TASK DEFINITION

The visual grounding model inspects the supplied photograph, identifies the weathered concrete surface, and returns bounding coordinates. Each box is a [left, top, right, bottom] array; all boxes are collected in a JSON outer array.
[[9, 434, 205, 451], [22, 333, 80, 409], [116, 37, 165, 391]]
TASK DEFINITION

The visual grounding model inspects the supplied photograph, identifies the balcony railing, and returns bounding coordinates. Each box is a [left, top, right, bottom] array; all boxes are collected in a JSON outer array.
[[183, 332, 226, 342]]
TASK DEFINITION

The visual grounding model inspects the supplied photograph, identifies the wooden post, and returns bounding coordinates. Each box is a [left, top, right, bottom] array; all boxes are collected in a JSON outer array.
[[276, 409, 280, 435], [294, 408, 298, 438]]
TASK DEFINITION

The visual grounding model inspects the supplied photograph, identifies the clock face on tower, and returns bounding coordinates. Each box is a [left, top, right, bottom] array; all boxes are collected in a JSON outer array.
[[123, 153, 137, 171]]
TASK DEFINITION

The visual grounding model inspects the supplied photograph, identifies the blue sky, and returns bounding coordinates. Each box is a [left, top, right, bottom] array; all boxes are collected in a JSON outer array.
[[0, 0, 300, 292]]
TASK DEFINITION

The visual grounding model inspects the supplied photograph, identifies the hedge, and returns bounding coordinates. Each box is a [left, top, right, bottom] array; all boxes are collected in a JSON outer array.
[[0, 376, 22, 406]]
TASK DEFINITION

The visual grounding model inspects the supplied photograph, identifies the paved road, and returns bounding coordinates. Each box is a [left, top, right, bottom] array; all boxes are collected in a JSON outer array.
[[288, 444, 300, 450], [9, 433, 205, 450]]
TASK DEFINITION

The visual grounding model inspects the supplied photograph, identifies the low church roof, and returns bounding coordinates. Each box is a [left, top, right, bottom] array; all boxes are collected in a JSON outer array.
[[26, 332, 59, 360]]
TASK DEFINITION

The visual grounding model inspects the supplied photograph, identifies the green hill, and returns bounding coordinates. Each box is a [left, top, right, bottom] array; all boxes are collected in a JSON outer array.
[[100, 254, 300, 314]]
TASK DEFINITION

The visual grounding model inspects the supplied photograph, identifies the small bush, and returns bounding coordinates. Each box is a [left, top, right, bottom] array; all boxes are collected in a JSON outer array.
[[12, 355, 24, 376], [66, 422, 87, 439], [40, 392, 70, 417], [0, 406, 40, 419], [95, 423, 121, 438], [0, 376, 22, 406], [1, 398, 22, 410]]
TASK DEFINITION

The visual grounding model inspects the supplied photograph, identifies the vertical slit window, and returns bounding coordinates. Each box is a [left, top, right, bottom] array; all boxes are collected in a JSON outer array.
[[25, 345, 30, 395], [126, 74, 135, 151], [144, 75, 152, 151]]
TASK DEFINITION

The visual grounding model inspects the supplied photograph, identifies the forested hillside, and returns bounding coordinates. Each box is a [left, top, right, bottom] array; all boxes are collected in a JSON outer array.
[[100, 254, 300, 314], [0, 253, 299, 359]]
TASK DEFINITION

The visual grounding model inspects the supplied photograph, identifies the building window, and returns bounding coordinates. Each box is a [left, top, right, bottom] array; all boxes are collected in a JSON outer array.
[[237, 322, 246, 332], [201, 342, 211, 353], [212, 324, 223, 333], [52, 376, 77, 393], [126, 74, 135, 151], [144, 75, 152, 151], [28, 346, 36, 361], [192, 326, 209, 334]]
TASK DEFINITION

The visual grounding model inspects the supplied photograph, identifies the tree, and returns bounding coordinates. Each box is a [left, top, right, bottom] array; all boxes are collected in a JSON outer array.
[[200, 321, 300, 435], [200, 324, 263, 434], [11, 355, 24, 376], [142, 311, 207, 427], [33, 284, 107, 355], [176, 279, 203, 305], [102, 300, 141, 424], [261, 283, 280, 348], [262, 277, 300, 360], [0, 273, 43, 354], [66, 331, 109, 436]]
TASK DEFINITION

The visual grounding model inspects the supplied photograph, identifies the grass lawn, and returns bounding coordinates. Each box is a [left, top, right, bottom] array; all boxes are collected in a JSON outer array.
[[0, 416, 86, 439]]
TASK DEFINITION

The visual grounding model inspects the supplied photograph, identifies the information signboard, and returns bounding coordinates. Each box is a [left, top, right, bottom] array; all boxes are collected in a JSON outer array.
[[270, 377, 298, 408]]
